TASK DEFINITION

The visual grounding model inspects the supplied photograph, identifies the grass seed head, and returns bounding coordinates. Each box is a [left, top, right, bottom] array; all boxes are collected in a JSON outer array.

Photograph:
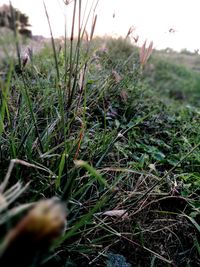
[[0, 198, 66, 267], [139, 40, 153, 66]]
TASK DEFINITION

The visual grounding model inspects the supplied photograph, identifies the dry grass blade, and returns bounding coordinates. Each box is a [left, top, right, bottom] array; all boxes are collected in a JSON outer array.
[[0, 182, 30, 213], [0, 159, 39, 214], [0, 203, 35, 225], [0, 159, 33, 194], [96, 209, 129, 219]]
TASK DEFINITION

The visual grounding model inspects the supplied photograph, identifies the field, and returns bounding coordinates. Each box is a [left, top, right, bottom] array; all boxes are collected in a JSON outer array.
[[0, 7, 200, 267]]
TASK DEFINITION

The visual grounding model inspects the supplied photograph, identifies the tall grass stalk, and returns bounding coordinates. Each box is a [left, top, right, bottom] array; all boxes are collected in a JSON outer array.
[[43, 0, 99, 193]]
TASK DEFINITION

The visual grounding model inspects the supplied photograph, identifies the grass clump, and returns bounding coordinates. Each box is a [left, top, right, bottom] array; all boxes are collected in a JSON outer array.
[[0, 1, 200, 267]]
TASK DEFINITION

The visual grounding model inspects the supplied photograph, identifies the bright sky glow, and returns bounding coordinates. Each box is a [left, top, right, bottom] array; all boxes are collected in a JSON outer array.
[[1, 0, 200, 51]]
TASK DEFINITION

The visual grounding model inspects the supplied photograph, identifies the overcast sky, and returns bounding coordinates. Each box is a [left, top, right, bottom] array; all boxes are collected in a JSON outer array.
[[1, 0, 200, 51]]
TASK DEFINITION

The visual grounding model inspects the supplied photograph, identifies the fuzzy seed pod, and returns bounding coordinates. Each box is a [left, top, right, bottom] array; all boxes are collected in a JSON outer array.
[[0, 198, 66, 267]]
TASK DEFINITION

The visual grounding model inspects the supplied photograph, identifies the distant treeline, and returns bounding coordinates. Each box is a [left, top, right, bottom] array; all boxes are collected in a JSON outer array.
[[0, 4, 32, 37]]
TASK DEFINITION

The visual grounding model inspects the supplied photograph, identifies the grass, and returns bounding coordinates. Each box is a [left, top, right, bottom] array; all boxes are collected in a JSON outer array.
[[1, 1, 200, 266]]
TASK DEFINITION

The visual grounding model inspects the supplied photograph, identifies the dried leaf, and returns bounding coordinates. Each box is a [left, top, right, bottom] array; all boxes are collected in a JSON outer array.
[[98, 209, 129, 219]]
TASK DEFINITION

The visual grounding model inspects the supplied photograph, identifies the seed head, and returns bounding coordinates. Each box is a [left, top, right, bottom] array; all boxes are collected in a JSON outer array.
[[0, 198, 66, 267]]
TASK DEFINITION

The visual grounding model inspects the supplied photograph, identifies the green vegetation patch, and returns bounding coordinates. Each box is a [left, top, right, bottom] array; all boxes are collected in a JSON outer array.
[[0, 18, 200, 267]]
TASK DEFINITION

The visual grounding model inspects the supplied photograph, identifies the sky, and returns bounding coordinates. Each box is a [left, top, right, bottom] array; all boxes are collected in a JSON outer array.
[[1, 0, 200, 51]]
